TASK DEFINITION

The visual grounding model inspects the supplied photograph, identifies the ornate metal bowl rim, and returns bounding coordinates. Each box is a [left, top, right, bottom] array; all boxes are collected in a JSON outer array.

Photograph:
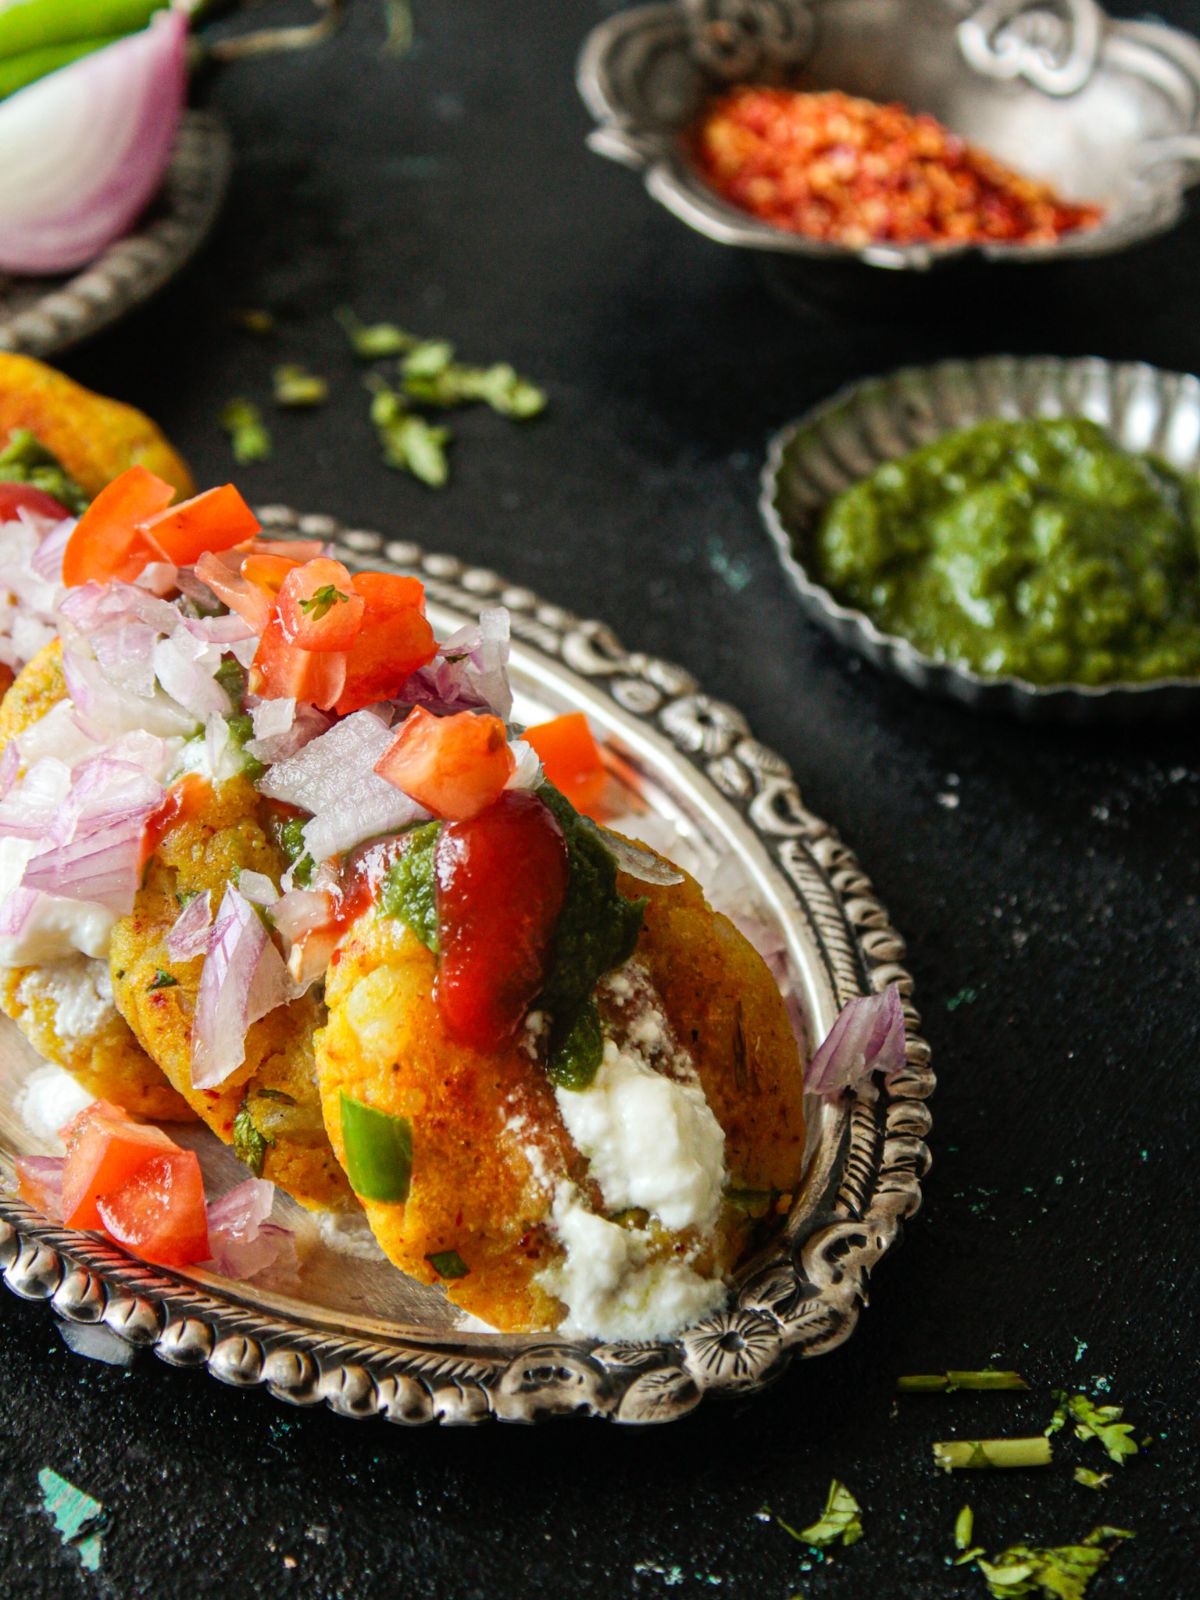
[[0, 512, 934, 1426], [0, 112, 232, 359], [577, 0, 1200, 271], [761, 354, 1200, 718]]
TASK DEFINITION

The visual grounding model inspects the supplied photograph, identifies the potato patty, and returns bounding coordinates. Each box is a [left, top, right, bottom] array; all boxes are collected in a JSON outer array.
[[0, 642, 193, 1120], [315, 865, 804, 1331], [109, 775, 353, 1211]]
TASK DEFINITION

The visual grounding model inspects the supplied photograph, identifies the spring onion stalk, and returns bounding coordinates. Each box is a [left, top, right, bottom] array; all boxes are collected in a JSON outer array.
[[339, 1092, 413, 1202], [0, 35, 123, 99], [898, 1370, 1029, 1393], [933, 1438, 1053, 1472], [0, 0, 166, 61]]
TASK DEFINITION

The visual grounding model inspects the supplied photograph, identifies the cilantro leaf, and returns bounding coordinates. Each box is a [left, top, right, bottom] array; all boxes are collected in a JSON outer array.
[[299, 584, 350, 621], [1048, 1392, 1139, 1466], [233, 1099, 272, 1178], [335, 307, 418, 359], [783, 1479, 863, 1550], [273, 364, 329, 408], [219, 399, 272, 464], [0, 429, 88, 514], [146, 969, 178, 991], [971, 1526, 1133, 1600]]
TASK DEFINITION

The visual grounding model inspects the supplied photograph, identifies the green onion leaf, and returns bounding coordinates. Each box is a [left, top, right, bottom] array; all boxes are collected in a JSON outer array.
[[339, 1092, 413, 1202], [933, 1438, 1053, 1472], [219, 399, 272, 464], [972, 1526, 1133, 1600], [426, 1249, 469, 1280], [273, 364, 329, 408], [1049, 1392, 1140, 1466], [899, 1369, 1029, 1393], [1074, 1468, 1112, 1490], [146, 969, 178, 991]]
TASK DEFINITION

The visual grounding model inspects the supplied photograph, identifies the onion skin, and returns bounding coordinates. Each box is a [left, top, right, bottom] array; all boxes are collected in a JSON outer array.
[[0, 11, 187, 276]]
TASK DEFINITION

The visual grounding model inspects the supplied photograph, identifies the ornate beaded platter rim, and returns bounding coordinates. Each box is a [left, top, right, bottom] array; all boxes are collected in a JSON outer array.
[[761, 353, 1200, 724], [0, 509, 933, 1426], [0, 113, 232, 360]]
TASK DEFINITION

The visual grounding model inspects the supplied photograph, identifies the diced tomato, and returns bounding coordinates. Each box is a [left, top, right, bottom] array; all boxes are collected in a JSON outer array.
[[524, 713, 607, 817], [141, 773, 212, 867], [246, 537, 326, 564], [277, 558, 365, 652], [0, 663, 12, 700], [137, 483, 260, 566], [59, 1099, 178, 1230], [61, 465, 175, 587], [435, 792, 569, 1050], [241, 551, 300, 593], [194, 550, 274, 633], [350, 571, 427, 615], [96, 1149, 209, 1268], [251, 613, 347, 709], [0, 483, 71, 522], [375, 707, 515, 821]]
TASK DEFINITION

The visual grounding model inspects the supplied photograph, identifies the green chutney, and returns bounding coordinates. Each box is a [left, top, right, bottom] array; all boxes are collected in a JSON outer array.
[[810, 416, 1200, 685]]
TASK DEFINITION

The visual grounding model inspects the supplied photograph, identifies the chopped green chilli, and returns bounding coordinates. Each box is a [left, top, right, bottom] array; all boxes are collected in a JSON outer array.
[[426, 1249, 469, 1280], [339, 1092, 413, 1202]]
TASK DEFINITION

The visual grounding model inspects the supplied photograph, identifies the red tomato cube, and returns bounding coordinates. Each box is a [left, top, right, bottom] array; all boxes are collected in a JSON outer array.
[[59, 1100, 178, 1230], [375, 707, 515, 821], [96, 1149, 210, 1268]]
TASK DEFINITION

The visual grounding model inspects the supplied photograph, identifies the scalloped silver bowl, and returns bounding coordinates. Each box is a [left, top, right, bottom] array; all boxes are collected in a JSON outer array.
[[762, 354, 1200, 723], [578, 0, 1200, 272], [0, 513, 933, 1425]]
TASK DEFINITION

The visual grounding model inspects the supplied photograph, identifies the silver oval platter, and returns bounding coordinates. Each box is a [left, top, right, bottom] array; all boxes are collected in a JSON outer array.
[[763, 354, 1200, 724], [0, 113, 232, 360], [0, 511, 933, 1425]]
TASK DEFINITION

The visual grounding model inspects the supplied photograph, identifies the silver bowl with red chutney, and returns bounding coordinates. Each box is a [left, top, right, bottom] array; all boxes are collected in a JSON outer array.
[[578, 0, 1200, 271]]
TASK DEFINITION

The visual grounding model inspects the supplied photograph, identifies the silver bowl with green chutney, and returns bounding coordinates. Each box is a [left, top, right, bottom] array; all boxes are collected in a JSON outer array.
[[761, 355, 1200, 722]]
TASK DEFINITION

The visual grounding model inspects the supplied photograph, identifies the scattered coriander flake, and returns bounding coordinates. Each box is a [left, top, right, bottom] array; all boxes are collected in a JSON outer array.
[[383, 0, 414, 55], [273, 364, 329, 408], [402, 339, 456, 379], [1050, 1392, 1139, 1466], [37, 1468, 105, 1573], [335, 306, 417, 359], [234, 308, 275, 335], [899, 1369, 1028, 1393], [933, 1437, 1053, 1472], [781, 1479, 863, 1549], [146, 969, 178, 991], [219, 399, 272, 464], [0, 430, 88, 514], [426, 1249, 469, 1280], [233, 1098, 272, 1178], [368, 380, 451, 487], [972, 1525, 1133, 1600], [299, 584, 350, 621], [1074, 1468, 1111, 1490], [402, 356, 547, 419], [955, 1506, 975, 1551]]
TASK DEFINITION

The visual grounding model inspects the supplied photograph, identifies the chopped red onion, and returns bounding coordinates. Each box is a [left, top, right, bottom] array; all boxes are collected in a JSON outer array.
[[0, 741, 17, 799], [805, 984, 906, 1099], [0, 887, 40, 938], [244, 697, 333, 763], [13, 1155, 65, 1220], [205, 1178, 299, 1284], [167, 889, 214, 960], [505, 738, 543, 793], [0, 12, 188, 275], [394, 606, 513, 720], [152, 628, 231, 718], [0, 756, 72, 840], [63, 645, 196, 742], [21, 756, 163, 913], [272, 888, 332, 946], [29, 516, 74, 582], [190, 885, 297, 1090], [91, 621, 158, 699], [238, 871, 279, 907], [135, 561, 179, 598], [181, 613, 258, 647], [259, 710, 428, 862], [59, 579, 179, 636], [579, 817, 685, 885], [0, 517, 66, 670]]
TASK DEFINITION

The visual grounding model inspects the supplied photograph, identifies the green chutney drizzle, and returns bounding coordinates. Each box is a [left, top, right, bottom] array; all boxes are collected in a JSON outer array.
[[810, 417, 1200, 685]]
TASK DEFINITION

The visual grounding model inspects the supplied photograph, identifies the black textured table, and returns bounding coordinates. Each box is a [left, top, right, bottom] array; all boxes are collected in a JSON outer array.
[[2, 3, 1199, 1595]]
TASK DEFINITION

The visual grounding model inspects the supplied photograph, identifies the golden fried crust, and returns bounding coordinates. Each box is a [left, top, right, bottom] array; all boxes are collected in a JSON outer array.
[[108, 776, 352, 1210], [317, 914, 576, 1331], [0, 353, 194, 499], [0, 642, 194, 1119], [625, 867, 807, 1196], [0, 638, 65, 752]]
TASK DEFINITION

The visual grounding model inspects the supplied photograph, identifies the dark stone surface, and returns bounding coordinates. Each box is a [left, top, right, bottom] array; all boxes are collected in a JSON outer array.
[[2, 2, 1198, 1594]]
